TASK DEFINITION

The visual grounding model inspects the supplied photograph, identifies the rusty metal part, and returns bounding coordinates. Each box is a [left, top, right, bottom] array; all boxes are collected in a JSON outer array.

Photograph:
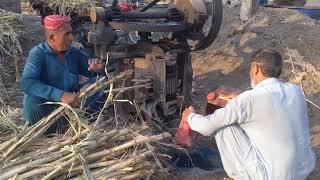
[[139, 0, 161, 12], [122, 8, 183, 21], [160, 100, 181, 116], [122, 11, 169, 19], [90, 7, 106, 23], [134, 53, 178, 103], [105, 52, 145, 60], [91, 7, 183, 21], [171, 0, 223, 51], [193, 0, 223, 50], [109, 21, 186, 32]]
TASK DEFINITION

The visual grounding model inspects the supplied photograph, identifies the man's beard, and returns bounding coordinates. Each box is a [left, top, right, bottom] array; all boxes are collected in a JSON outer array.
[[251, 79, 256, 88]]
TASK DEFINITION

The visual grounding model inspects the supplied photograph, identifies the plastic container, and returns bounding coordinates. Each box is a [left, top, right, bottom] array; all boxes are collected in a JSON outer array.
[[205, 86, 241, 115]]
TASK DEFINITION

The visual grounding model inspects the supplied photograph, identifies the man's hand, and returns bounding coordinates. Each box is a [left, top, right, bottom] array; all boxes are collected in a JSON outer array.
[[182, 106, 195, 122], [60, 92, 80, 107], [88, 58, 105, 72]]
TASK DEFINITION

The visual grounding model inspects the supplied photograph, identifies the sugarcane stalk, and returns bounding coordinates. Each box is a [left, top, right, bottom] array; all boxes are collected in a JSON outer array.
[[16, 167, 56, 180], [14, 152, 83, 180], [107, 126, 148, 143], [52, 159, 123, 179], [47, 128, 91, 152], [0, 149, 69, 173], [0, 140, 13, 154], [87, 132, 171, 160], [2, 132, 84, 169], [79, 70, 132, 98], [0, 150, 71, 180], [0, 122, 34, 153], [1, 106, 65, 161], [44, 136, 156, 179], [97, 129, 119, 144], [120, 161, 152, 173], [119, 169, 154, 180], [1, 130, 169, 179], [79, 77, 107, 98], [72, 159, 121, 172], [111, 134, 135, 142], [22, 130, 136, 177], [50, 151, 77, 165], [3, 130, 141, 179], [40, 137, 148, 179], [93, 151, 152, 177], [6, 108, 66, 161], [1, 70, 133, 162], [94, 170, 125, 180], [41, 157, 77, 180], [13, 56, 20, 82]]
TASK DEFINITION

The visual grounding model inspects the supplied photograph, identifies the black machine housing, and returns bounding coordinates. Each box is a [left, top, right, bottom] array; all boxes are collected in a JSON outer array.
[[30, 0, 223, 119]]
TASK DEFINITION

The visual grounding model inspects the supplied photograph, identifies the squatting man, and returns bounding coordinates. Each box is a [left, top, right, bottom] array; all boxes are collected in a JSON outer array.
[[181, 49, 315, 180]]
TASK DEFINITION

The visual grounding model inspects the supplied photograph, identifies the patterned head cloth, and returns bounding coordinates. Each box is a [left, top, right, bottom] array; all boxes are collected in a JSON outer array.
[[43, 15, 70, 30]]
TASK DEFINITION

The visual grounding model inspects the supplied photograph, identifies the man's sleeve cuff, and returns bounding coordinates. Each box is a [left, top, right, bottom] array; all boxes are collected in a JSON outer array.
[[187, 112, 196, 127], [50, 88, 64, 102]]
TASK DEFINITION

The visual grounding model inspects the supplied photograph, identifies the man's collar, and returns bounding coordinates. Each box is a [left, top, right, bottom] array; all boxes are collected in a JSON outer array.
[[43, 41, 54, 54], [254, 78, 279, 89]]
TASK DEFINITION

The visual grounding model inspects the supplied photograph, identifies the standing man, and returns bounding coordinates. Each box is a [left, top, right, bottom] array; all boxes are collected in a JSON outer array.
[[182, 49, 315, 179], [21, 15, 105, 126]]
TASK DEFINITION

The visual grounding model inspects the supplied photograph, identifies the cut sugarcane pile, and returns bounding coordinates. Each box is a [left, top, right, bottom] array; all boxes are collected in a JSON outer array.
[[0, 126, 171, 179], [28, 0, 99, 15], [0, 9, 23, 56], [0, 70, 173, 179], [0, 9, 24, 82]]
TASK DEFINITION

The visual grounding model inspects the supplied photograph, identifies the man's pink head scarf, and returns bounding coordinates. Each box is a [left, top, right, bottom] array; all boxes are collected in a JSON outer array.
[[44, 15, 70, 30]]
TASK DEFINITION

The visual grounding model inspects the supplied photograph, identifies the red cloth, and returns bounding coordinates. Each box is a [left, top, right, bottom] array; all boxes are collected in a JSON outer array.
[[175, 116, 193, 147], [118, 2, 137, 12], [44, 15, 70, 30]]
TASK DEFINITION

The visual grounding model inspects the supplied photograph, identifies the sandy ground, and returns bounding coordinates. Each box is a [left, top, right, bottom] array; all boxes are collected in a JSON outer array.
[[1, 3, 320, 179]]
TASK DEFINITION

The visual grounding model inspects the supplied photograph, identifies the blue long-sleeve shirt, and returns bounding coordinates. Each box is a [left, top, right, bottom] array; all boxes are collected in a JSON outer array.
[[21, 42, 95, 124]]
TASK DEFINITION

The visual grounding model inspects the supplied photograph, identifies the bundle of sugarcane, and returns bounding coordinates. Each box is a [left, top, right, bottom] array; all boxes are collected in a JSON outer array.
[[0, 9, 24, 82], [0, 70, 173, 179], [0, 106, 25, 139], [29, 0, 99, 16], [0, 125, 171, 179]]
